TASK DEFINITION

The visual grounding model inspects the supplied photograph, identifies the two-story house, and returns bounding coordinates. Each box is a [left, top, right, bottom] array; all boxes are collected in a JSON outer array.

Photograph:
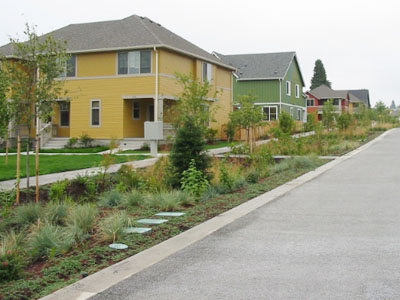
[[0, 15, 235, 148], [213, 51, 306, 122]]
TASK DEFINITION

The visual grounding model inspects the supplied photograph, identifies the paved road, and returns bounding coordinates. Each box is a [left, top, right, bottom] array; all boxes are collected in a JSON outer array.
[[92, 129, 400, 300]]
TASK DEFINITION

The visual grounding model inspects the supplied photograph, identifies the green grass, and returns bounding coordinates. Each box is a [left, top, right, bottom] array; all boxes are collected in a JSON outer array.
[[0, 155, 148, 181], [39, 146, 109, 153]]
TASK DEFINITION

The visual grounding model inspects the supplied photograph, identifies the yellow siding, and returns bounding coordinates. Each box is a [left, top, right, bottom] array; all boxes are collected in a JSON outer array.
[[52, 105, 70, 137], [159, 49, 195, 75], [123, 99, 153, 137], [77, 52, 117, 77], [65, 76, 155, 139]]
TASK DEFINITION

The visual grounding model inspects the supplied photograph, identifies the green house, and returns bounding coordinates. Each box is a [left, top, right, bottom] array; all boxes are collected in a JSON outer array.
[[213, 51, 306, 122]]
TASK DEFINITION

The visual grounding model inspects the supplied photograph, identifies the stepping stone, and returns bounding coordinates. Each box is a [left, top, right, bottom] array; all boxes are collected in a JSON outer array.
[[109, 243, 128, 250], [137, 218, 168, 225], [123, 227, 152, 234], [155, 212, 185, 217]]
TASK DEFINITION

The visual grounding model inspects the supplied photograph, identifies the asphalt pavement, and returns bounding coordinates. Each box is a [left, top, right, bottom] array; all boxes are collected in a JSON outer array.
[[91, 128, 400, 300]]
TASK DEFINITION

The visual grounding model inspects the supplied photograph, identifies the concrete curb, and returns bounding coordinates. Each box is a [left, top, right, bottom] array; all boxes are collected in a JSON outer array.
[[39, 129, 393, 300]]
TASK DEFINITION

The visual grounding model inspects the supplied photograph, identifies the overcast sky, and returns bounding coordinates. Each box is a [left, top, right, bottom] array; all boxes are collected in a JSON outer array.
[[1, 0, 398, 106]]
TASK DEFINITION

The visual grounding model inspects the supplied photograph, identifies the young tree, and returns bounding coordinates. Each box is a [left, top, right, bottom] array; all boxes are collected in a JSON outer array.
[[374, 101, 389, 123], [0, 64, 11, 162], [310, 59, 331, 90], [322, 99, 335, 130], [4, 24, 69, 200], [169, 74, 214, 188], [229, 95, 263, 152]]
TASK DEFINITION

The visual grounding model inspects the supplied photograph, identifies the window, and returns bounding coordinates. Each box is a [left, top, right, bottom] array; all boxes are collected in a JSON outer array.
[[295, 84, 300, 98], [201, 104, 210, 126], [91, 100, 101, 126], [307, 99, 315, 106], [297, 109, 301, 121], [202, 62, 213, 82], [132, 101, 140, 120], [118, 50, 151, 75], [59, 102, 70, 127], [59, 55, 76, 77], [262, 106, 278, 121], [333, 99, 340, 106], [286, 81, 291, 96]]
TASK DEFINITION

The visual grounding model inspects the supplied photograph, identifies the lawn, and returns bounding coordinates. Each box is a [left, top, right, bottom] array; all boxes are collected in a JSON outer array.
[[0, 146, 109, 154], [0, 154, 147, 181]]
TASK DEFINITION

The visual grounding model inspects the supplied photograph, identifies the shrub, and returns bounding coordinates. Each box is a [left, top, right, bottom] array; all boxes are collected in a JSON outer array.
[[49, 180, 69, 202], [219, 162, 235, 192], [246, 170, 260, 183], [13, 203, 42, 227], [0, 231, 25, 282], [99, 190, 124, 207], [44, 201, 71, 226], [337, 113, 353, 130], [68, 174, 97, 201], [123, 190, 145, 207], [224, 121, 236, 143], [28, 223, 70, 260], [304, 114, 317, 132], [205, 128, 218, 144], [250, 147, 274, 178], [279, 111, 295, 134], [99, 211, 131, 243], [170, 120, 211, 187], [67, 204, 97, 236], [79, 133, 94, 148], [146, 192, 181, 211], [65, 137, 78, 148], [181, 159, 209, 197], [117, 165, 143, 190]]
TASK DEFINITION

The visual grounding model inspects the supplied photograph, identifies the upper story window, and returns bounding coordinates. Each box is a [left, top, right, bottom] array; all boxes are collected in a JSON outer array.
[[286, 81, 291, 96], [59, 55, 76, 77], [202, 62, 213, 82], [118, 50, 151, 75], [307, 99, 315, 106], [295, 84, 300, 98]]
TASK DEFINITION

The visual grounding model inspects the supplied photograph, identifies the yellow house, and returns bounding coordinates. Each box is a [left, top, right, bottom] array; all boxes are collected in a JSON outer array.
[[0, 15, 235, 148]]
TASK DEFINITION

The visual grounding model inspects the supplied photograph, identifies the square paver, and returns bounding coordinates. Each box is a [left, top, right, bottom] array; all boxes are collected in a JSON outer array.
[[137, 218, 168, 225], [123, 227, 152, 234], [155, 212, 186, 217]]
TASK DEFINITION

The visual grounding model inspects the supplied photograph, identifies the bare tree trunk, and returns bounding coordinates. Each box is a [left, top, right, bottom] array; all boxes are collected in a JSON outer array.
[[26, 133, 30, 201], [35, 135, 40, 203], [16, 135, 21, 205]]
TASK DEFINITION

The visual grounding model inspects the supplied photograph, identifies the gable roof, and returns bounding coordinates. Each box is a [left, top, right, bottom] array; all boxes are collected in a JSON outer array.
[[0, 15, 234, 71], [348, 89, 370, 107], [213, 51, 304, 85], [308, 85, 348, 100]]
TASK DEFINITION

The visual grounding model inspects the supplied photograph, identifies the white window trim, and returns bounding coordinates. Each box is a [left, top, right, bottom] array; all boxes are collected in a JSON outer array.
[[262, 105, 279, 121], [90, 99, 101, 127], [202, 62, 213, 83], [117, 50, 152, 75], [286, 81, 291, 96], [59, 102, 70, 128], [132, 101, 141, 120], [295, 84, 300, 98]]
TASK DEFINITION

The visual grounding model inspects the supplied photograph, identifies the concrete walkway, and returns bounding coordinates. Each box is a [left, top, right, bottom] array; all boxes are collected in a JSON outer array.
[[87, 128, 400, 300]]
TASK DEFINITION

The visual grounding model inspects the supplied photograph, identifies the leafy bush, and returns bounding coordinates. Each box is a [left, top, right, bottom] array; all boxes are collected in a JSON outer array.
[[337, 113, 353, 130], [79, 133, 94, 148], [49, 180, 69, 202], [279, 111, 295, 135], [117, 165, 143, 191], [170, 120, 211, 187], [68, 174, 97, 201], [224, 121, 236, 143], [219, 162, 235, 192], [65, 137, 78, 148], [181, 159, 209, 197], [205, 128, 218, 144], [246, 170, 260, 183], [13, 203, 42, 227], [250, 147, 274, 178], [304, 113, 317, 132], [123, 190, 145, 207], [0, 231, 25, 282], [99, 211, 131, 243], [99, 190, 123, 207]]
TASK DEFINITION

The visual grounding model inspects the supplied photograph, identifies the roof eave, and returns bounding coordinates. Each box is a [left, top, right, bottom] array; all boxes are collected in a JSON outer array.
[[237, 77, 282, 81]]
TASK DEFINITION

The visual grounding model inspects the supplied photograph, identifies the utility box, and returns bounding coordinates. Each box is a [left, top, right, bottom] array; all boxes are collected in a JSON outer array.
[[144, 121, 163, 140]]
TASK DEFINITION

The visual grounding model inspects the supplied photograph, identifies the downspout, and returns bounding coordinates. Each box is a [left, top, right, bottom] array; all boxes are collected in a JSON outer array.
[[279, 78, 282, 118], [153, 46, 159, 121]]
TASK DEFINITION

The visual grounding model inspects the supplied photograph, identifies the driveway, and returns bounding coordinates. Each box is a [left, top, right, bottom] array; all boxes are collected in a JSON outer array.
[[92, 129, 400, 300]]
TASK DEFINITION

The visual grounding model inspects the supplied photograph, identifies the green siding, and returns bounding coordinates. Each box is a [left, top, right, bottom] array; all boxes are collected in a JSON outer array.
[[281, 57, 306, 107], [233, 79, 280, 103]]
